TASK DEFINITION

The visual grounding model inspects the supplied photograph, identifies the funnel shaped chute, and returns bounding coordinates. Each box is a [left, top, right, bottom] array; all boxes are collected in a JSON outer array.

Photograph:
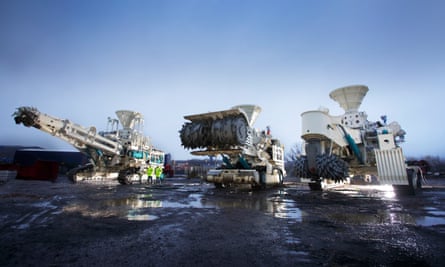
[[329, 85, 369, 112], [232, 105, 262, 126], [115, 110, 143, 129]]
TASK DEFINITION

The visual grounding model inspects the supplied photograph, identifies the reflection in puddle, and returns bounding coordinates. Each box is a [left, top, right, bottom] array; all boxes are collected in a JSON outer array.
[[63, 190, 306, 223], [63, 193, 217, 221], [268, 198, 303, 222], [416, 207, 445, 226], [416, 216, 445, 226], [333, 185, 396, 200], [430, 211, 445, 217], [63, 186, 445, 227], [154, 194, 217, 209], [328, 210, 417, 225], [425, 209, 445, 216], [127, 211, 159, 221], [326, 186, 445, 227]]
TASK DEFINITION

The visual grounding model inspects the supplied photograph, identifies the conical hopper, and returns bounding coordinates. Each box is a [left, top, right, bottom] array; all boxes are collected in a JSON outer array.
[[232, 105, 262, 126], [115, 110, 143, 129], [329, 85, 369, 112]]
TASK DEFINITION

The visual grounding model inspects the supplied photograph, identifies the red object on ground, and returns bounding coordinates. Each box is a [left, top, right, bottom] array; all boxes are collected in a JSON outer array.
[[16, 160, 59, 181], [0, 164, 16, 171], [164, 163, 174, 178]]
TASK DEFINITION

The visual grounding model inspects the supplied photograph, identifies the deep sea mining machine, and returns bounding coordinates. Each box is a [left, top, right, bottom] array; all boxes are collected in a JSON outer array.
[[293, 85, 423, 192], [13, 106, 164, 184], [180, 105, 286, 188]]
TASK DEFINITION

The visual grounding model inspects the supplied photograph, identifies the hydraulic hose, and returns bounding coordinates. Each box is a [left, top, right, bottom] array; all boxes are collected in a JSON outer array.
[[338, 125, 364, 164]]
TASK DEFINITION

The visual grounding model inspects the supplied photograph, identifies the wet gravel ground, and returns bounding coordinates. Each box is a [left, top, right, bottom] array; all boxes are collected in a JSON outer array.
[[1, 176, 445, 266]]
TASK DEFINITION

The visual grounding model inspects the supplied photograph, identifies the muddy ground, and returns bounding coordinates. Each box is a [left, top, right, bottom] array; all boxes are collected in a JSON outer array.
[[1, 176, 445, 267]]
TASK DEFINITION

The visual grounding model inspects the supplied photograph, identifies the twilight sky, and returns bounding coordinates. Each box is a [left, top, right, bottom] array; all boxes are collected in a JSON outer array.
[[1, 0, 444, 160]]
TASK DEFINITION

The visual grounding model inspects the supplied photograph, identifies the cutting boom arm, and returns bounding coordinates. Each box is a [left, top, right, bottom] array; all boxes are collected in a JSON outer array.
[[13, 107, 121, 155]]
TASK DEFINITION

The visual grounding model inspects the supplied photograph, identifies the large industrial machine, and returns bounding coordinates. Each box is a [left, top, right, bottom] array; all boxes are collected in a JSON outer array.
[[293, 85, 423, 191], [13, 107, 164, 184], [179, 105, 286, 188]]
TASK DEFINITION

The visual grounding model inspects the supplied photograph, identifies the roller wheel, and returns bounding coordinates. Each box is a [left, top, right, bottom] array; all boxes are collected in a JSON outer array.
[[118, 170, 133, 185]]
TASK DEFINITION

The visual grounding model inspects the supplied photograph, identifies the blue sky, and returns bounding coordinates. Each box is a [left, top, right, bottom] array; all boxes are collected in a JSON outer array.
[[1, 0, 444, 160]]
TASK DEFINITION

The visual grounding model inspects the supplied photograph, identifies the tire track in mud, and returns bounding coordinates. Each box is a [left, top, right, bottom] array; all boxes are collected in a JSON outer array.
[[6, 197, 62, 230]]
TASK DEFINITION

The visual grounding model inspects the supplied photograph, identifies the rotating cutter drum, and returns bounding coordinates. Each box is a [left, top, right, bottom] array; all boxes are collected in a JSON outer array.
[[180, 115, 249, 149], [13, 106, 39, 127], [180, 122, 200, 148], [233, 116, 248, 144], [293, 154, 349, 182]]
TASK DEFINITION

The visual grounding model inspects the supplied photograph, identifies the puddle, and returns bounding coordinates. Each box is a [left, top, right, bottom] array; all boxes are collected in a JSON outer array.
[[62, 186, 445, 226], [429, 210, 445, 216], [266, 191, 304, 222], [121, 193, 217, 221], [333, 185, 397, 200], [153, 194, 217, 209], [283, 229, 301, 245], [127, 212, 159, 221], [64, 190, 305, 223], [416, 207, 445, 226], [423, 207, 445, 216], [319, 203, 445, 226], [322, 185, 445, 226], [416, 216, 445, 226], [322, 201, 445, 226], [268, 198, 303, 222], [327, 210, 417, 225], [63, 193, 217, 221]]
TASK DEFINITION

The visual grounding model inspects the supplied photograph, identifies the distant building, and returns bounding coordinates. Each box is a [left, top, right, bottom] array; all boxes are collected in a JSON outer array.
[[0, 145, 41, 164], [0, 146, 89, 180], [13, 148, 89, 173]]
